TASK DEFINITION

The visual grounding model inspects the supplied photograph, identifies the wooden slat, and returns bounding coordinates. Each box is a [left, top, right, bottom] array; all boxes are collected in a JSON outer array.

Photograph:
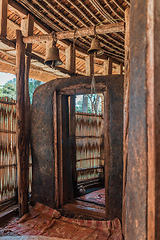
[[16, 29, 28, 217]]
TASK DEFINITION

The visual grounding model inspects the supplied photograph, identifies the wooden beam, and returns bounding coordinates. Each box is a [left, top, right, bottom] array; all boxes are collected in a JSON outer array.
[[65, 43, 76, 73], [86, 54, 94, 76], [16, 30, 28, 217], [0, 0, 8, 37], [23, 22, 125, 44]]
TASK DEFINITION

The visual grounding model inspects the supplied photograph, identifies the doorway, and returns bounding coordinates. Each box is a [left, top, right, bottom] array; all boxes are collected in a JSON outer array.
[[74, 94, 105, 207]]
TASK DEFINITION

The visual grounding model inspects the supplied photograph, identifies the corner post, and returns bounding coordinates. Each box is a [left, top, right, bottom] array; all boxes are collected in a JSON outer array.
[[16, 29, 27, 216]]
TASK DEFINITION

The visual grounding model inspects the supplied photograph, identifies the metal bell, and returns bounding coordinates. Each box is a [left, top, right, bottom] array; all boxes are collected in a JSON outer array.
[[88, 37, 104, 55], [44, 46, 63, 67]]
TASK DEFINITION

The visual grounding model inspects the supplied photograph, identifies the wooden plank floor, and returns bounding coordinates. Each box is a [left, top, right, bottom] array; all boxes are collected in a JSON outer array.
[[62, 200, 106, 219]]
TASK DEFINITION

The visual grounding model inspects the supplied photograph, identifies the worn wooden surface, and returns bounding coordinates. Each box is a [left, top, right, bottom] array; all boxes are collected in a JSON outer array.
[[16, 30, 28, 216], [122, 7, 130, 236], [23, 22, 125, 44], [104, 88, 110, 217], [21, 14, 34, 201], [61, 95, 72, 204], [69, 96, 77, 198], [147, 0, 160, 239], [107, 79, 123, 220], [57, 93, 63, 206], [86, 54, 94, 76], [0, 0, 7, 37], [125, 1, 147, 239], [65, 43, 76, 73], [53, 91, 59, 208]]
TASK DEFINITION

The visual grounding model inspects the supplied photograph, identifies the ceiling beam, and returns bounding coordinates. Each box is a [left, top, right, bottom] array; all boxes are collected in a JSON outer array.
[[23, 22, 124, 44]]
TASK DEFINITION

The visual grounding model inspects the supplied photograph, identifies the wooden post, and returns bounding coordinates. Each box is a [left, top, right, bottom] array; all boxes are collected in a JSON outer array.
[[21, 14, 34, 199], [147, 0, 160, 239], [120, 63, 123, 74], [69, 96, 77, 198], [0, 0, 8, 37], [65, 42, 76, 73], [57, 94, 71, 205], [53, 91, 59, 208], [104, 88, 110, 217], [103, 57, 112, 75], [122, 7, 130, 236], [108, 57, 112, 74], [57, 93, 63, 206], [125, 0, 160, 239], [86, 54, 94, 76], [16, 30, 28, 217]]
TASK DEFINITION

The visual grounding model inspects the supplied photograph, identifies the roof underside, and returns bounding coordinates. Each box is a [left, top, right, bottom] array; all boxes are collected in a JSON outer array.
[[0, 0, 130, 82]]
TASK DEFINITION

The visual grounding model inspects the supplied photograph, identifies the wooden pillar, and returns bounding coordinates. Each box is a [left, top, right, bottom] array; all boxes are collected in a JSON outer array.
[[21, 14, 34, 199], [120, 63, 123, 74], [103, 57, 113, 75], [124, 0, 160, 239], [0, 0, 8, 37], [104, 88, 110, 217], [69, 96, 77, 198], [65, 43, 76, 73], [122, 7, 130, 236], [147, 0, 160, 239], [16, 30, 27, 217], [53, 91, 59, 208], [57, 94, 72, 205], [86, 54, 94, 76]]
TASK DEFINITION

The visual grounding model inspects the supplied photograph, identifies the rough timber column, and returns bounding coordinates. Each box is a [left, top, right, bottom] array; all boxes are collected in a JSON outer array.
[[16, 30, 27, 216], [122, 6, 130, 236], [124, 0, 160, 239]]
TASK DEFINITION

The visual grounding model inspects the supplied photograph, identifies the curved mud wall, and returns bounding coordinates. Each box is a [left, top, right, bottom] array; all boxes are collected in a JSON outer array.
[[30, 75, 124, 216]]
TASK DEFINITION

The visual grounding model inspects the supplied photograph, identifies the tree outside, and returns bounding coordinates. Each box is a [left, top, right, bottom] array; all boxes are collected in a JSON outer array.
[[76, 94, 102, 114], [0, 77, 43, 102]]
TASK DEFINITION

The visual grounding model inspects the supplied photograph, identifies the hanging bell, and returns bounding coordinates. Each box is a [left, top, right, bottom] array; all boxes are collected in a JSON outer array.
[[88, 37, 104, 55], [44, 45, 63, 67]]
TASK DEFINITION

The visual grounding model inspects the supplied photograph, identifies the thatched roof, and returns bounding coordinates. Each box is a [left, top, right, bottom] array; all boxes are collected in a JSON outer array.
[[0, 0, 129, 82]]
